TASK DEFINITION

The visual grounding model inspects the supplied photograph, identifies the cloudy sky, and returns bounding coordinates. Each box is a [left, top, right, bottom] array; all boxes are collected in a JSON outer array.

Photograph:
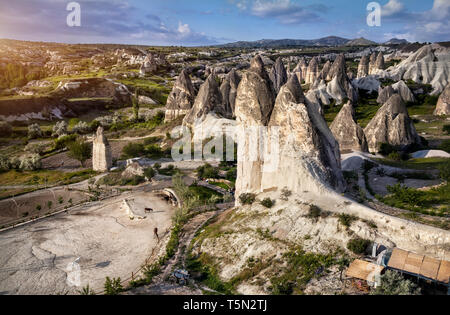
[[0, 0, 448, 45]]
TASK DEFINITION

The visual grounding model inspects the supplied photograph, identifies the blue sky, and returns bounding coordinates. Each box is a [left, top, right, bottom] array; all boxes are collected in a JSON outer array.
[[0, 0, 448, 45]]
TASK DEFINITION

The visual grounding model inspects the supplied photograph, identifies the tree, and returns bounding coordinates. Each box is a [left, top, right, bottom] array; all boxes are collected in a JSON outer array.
[[28, 123, 42, 139], [67, 139, 92, 167], [52, 121, 68, 138], [371, 270, 420, 295]]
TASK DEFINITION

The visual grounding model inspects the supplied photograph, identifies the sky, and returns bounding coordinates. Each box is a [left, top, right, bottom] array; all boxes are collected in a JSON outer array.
[[0, 0, 448, 46]]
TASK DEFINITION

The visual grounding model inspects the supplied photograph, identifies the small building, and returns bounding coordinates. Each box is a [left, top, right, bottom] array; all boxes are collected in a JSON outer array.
[[346, 259, 385, 287]]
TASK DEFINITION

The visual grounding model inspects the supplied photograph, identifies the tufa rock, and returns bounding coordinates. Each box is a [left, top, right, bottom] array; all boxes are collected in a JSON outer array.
[[434, 82, 450, 115], [357, 55, 370, 78], [165, 69, 196, 122], [269, 57, 288, 93], [261, 75, 345, 195], [330, 101, 368, 153], [391, 80, 415, 103], [305, 57, 320, 84], [220, 69, 241, 118], [377, 85, 395, 104], [93, 127, 112, 172], [183, 74, 224, 128], [364, 94, 421, 152]]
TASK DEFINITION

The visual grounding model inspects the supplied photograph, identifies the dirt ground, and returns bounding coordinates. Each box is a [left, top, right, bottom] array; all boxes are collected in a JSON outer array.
[[0, 190, 175, 295]]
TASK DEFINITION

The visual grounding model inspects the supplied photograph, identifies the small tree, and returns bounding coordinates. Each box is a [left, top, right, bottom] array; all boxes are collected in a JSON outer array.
[[28, 123, 42, 139], [19, 154, 42, 171], [67, 139, 92, 167], [72, 121, 90, 135], [144, 167, 156, 180], [371, 270, 420, 295]]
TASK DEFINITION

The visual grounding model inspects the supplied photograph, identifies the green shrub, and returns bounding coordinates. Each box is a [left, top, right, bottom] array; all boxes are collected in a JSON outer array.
[[438, 159, 450, 182], [379, 143, 395, 156], [196, 163, 220, 179], [144, 167, 156, 179], [442, 124, 450, 135], [36, 204, 42, 211], [347, 238, 371, 254], [54, 134, 77, 150], [239, 193, 256, 205], [122, 142, 145, 159], [67, 140, 92, 167], [104, 277, 123, 295], [307, 205, 322, 220], [260, 198, 275, 208], [371, 270, 420, 295], [388, 151, 402, 161], [338, 213, 358, 228]]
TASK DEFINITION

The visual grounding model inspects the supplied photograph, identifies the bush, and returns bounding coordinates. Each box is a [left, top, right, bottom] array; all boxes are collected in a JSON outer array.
[[439, 139, 450, 153], [28, 123, 42, 139], [0, 121, 12, 137], [196, 163, 220, 179], [0, 155, 11, 171], [239, 193, 256, 205], [54, 134, 77, 150], [144, 167, 156, 179], [438, 159, 450, 182], [24, 142, 47, 155], [443, 124, 450, 135], [371, 270, 420, 295], [379, 143, 395, 156], [347, 238, 371, 254], [280, 187, 292, 201], [225, 168, 237, 181], [72, 121, 91, 134], [122, 142, 145, 159], [338, 213, 358, 228], [386, 184, 425, 206], [104, 277, 123, 295], [260, 198, 275, 208], [307, 205, 322, 220], [67, 140, 92, 167], [52, 121, 68, 138], [19, 154, 42, 171], [387, 151, 402, 161]]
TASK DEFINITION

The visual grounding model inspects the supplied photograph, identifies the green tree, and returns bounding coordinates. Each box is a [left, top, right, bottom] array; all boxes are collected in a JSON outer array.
[[371, 270, 420, 295], [67, 140, 92, 167]]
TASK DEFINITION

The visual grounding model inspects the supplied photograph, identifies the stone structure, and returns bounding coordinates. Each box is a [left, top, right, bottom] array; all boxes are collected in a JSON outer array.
[[357, 55, 369, 78], [93, 126, 112, 172]]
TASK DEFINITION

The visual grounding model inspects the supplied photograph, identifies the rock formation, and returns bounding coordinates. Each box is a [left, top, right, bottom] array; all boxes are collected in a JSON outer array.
[[305, 57, 320, 84], [220, 69, 241, 117], [357, 55, 369, 78], [261, 75, 345, 195], [330, 101, 368, 153], [139, 53, 169, 75], [375, 52, 385, 71], [391, 80, 415, 103], [183, 74, 224, 129], [292, 58, 307, 84], [377, 85, 395, 104], [434, 82, 450, 115], [325, 54, 357, 103], [164, 69, 196, 122], [364, 94, 421, 152], [92, 126, 112, 172], [368, 52, 377, 74], [387, 44, 450, 94], [234, 55, 276, 198], [270, 57, 288, 93], [320, 60, 332, 81]]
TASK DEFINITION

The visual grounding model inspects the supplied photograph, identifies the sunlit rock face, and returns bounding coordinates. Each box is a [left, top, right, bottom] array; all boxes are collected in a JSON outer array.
[[234, 55, 276, 199], [183, 74, 224, 129], [364, 94, 422, 153], [305, 57, 320, 84], [357, 55, 369, 79], [164, 69, 196, 122], [330, 101, 368, 153], [261, 75, 345, 196], [93, 127, 112, 172], [434, 82, 450, 116]]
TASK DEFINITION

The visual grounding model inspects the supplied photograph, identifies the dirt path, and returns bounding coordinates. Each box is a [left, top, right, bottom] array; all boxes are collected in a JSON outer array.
[[126, 202, 234, 295]]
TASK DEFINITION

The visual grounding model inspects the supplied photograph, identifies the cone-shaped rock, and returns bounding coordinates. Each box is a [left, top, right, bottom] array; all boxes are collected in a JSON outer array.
[[375, 52, 385, 70], [321, 60, 332, 81], [392, 80, 415, 103], [377, 85, 395, 104], [330, 101, 368, 153], [293, 59, 306, 83], [325, 54, 357, 102], [220, 69, 241, 118], [183, 74, 223, 128], [261, 75, 345, 194], [305, 57, 320, 84], [357, 55, 369, 78], [368, 52, 377, 74], [270, 57, 288, 93], [434, 82, 450, 116], [235, 55, 276, 199], [165, 69, 196, 122], [364, 94, 421, 152]]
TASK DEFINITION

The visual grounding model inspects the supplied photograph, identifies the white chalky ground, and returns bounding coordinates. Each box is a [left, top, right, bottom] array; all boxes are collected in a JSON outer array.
[[0, 191, 175, 295]]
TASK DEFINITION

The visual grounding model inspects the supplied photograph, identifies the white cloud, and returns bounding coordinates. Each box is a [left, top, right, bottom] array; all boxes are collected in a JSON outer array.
[[381, 0, 405, 17], [177, 22, 191, 35]]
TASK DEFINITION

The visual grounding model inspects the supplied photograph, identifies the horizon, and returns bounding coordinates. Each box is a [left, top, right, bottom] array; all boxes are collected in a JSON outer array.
[[0, 0, 448, 46]]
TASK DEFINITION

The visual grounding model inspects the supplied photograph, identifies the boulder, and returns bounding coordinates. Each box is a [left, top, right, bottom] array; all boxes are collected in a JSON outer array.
[[434, 82, 450, 115], [364, 94, 421, 152], [164, 69, 196, 122], [330, 101, 368, 153]]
